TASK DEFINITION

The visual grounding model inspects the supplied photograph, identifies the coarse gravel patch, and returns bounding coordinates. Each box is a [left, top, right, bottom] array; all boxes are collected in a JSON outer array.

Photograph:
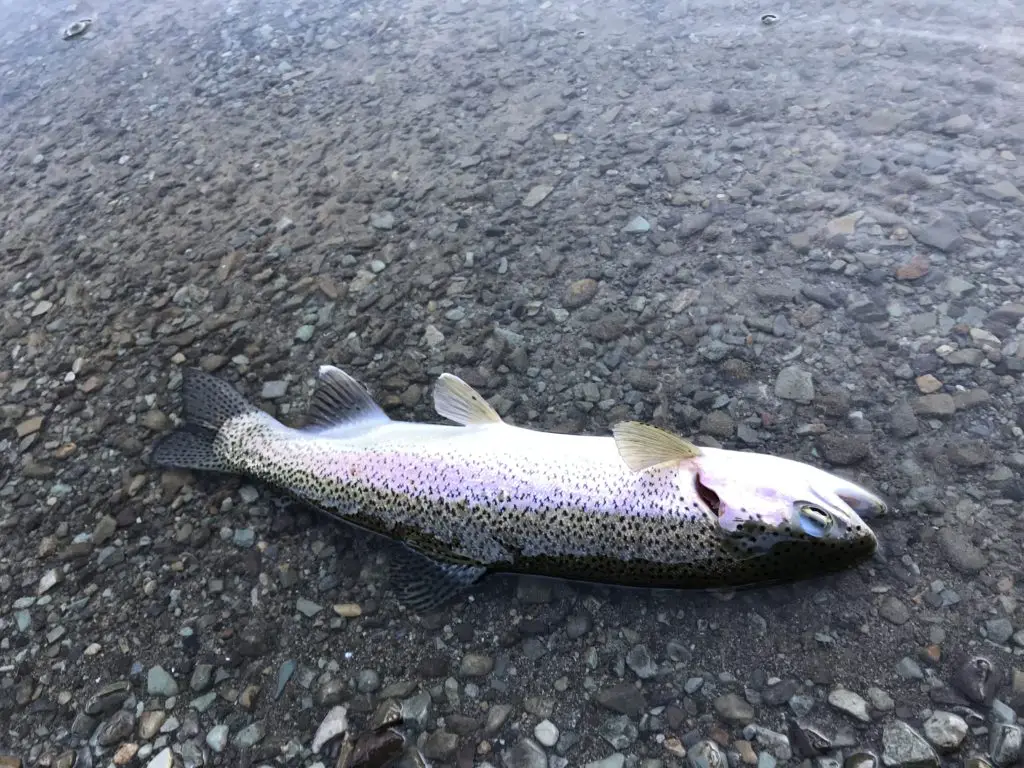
[[2, 0, 1024, 766]]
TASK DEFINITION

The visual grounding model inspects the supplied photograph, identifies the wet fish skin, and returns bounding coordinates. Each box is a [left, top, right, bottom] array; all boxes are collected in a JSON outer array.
[[150, 365, 885, 609]]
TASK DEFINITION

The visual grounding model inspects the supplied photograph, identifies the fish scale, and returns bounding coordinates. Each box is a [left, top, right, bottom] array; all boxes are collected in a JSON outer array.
[[224, 418, 718, 567], [150, 364, 885, 610]]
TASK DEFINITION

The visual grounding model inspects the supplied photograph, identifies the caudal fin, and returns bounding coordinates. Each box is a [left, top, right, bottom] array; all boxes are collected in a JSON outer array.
[[149, 368, 256, 473]]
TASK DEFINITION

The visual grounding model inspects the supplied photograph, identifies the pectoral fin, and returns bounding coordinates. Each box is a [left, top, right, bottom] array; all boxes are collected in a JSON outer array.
[[612, 421, 702, 472], [389, 543, 488, 612]]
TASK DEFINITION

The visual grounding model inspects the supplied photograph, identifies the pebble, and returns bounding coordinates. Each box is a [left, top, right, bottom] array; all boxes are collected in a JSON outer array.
[[684, 676, 705, 695], [534, 720, 560, 748], [895, 658, 923, 680], [261, 380, 288, 399], [775, 366, 814, 402], [881, 721, 938, 768], [38, 568, 62, 595], [922, 711, 968, 752], [138, 711, 167, 739], [190, 664, 213, 693], [595, 683, 647, 718], [370, 212, 395, 230], [679, 212, 713, 237], [828, 689, 871, 723], [191, 692, 216, 712], [505, 739, 548, 768], [233, 722, 265, 748], [145, 748, 173, 768], [992, 699, 1017, 724], [31, 300, 53, 316], [915, 216, 962, 252], [275, 660, 297, 699], [844, 753, 878, 768], [147, 666, 179, 697], [333, 603, 362, 618], [985, 618, 1015, 644], [16, 416, 43, 437], [817, 433, 870, 466], [940, 114, 974, 134], [484, 703, 513, 735], [296, 597, 323, 617], [744, 725, 792, 760], [990, 724, 1023, 767], [879, 596, 911, 625], [312, 706, 348, 753], [97, 711, 136, 746], [295, 324, 315, 343], [914, 394, 956, 417], [523, 185, 554, 208], [625, 645, 658, 679], [564, 279, 599, 309], [356, 669, 380, 693], [688, 740, 727, 768], [598, 715, 638, 750], [206, 724, 229, 752], [459, 652, 494, 678], [232, 528, 255, 548], [624, 215, 651, 233], [315, 678, 346, 707], [947, 441, 991, 468], [946, 276, 975, 297], [140, 410, 169, 431], [714, 693, 755, 724], [938, 529, 988, 574], [866, 687, 894, 712], [423, 730, 459, 760]]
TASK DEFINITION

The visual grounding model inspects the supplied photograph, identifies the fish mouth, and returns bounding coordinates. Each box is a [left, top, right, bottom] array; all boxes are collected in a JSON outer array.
[[822, 472, 889, 521], [836, 489, 888, 520]]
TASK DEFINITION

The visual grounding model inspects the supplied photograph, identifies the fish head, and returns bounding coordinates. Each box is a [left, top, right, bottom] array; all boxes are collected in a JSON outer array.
[[688, 448, 885, 576]]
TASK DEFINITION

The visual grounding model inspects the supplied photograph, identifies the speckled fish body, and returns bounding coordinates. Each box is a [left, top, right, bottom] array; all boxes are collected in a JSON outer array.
[[150, 365, 886, 608]]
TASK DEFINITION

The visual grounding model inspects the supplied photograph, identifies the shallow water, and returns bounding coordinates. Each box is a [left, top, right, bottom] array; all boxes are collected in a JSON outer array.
[[1, 0, 1023, 765]]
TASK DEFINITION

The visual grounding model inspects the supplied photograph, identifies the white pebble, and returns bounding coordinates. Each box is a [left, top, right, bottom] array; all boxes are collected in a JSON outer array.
[[534, 719, 559, 747]]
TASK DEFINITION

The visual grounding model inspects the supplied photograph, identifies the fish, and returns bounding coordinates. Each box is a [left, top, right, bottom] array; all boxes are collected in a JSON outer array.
[[149, 365, 887, 610]]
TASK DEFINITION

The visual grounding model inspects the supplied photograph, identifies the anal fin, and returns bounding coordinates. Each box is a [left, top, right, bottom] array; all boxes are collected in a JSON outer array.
[[389, 544, 487, 612]]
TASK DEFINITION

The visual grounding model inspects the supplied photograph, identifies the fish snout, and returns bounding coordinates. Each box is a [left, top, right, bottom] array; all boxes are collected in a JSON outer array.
[[835, 486, 888, 521]]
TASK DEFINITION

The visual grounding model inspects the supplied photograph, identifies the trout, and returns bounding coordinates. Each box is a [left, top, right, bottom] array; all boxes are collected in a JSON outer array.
[[150, 365, 886, 609]]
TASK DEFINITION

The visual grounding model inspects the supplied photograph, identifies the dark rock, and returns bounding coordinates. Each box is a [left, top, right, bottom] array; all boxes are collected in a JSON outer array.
[[817, 433, 871, 466], [422, 730, 459, 761], [952, 656, 1000, 705], [937, 529, 988, 574], [95, 710, 135, 747], [594, 683, 646, 718], [762, 680, 798, 706]]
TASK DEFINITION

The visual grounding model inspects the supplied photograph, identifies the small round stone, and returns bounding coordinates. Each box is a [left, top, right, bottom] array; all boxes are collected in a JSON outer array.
[[534, 719, 559, 747]]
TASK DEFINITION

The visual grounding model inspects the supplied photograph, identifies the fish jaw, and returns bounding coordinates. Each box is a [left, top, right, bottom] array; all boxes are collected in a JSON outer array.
[[686, 448, 881, 556]]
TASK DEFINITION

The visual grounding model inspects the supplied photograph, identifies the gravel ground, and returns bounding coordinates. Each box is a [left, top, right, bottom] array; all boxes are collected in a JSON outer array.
[[2, 0, 1024, 767]]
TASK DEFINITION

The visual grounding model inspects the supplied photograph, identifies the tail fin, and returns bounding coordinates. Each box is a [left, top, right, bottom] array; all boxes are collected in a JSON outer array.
[[149, 368, 257, 473]]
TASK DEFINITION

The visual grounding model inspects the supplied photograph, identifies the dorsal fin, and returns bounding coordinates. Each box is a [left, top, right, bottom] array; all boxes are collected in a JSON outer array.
[[612, 421, 702, 472], [305, 365, 390, 430], [433, 373, 503, 426]]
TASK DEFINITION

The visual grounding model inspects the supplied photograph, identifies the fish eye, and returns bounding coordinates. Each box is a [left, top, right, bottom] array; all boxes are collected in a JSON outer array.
[[798, 504, 834, 537]]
